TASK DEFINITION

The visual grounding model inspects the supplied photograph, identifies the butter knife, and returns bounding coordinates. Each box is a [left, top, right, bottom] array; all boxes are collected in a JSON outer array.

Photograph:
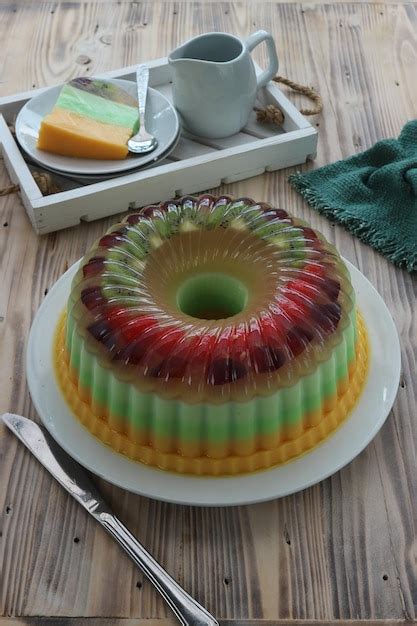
[[2, 413, 218, 626]]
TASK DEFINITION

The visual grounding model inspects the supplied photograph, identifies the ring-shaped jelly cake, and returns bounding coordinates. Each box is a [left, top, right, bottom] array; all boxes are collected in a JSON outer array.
[[54, 195, 369, 475]]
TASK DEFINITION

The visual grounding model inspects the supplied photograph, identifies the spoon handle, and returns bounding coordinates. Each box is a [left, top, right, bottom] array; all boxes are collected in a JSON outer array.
[[136, 64, 149, 128]]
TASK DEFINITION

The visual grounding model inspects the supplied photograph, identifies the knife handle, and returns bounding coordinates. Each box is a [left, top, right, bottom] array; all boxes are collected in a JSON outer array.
[[99, 512, 218, 626]]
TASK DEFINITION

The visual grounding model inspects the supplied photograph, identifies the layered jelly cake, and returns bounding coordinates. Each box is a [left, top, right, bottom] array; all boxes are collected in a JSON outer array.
[[54, 195, 369, 475], [38, 78, 138, 159]]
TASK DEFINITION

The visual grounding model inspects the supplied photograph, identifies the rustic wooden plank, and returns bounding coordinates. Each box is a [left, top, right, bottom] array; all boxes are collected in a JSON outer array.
[[0, 0, 415, 5], [1, 618, 415, 626], [0, 1, 416, 624], [0, 617, 406, 626]]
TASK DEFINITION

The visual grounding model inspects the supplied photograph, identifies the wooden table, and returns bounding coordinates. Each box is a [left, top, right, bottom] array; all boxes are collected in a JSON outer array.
[[1, 1, 416, 624]]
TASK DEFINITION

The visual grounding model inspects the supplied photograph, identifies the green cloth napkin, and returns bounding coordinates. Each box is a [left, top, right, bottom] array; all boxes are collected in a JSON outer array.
[[289, 120, 417, 272]]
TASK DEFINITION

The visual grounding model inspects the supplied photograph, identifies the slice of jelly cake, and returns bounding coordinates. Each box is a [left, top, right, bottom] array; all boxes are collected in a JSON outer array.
[[37, 78, 138, 160]]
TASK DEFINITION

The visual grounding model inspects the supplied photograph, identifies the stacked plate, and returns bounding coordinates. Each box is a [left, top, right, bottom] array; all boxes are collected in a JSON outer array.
[[15, 79, 181, 184]]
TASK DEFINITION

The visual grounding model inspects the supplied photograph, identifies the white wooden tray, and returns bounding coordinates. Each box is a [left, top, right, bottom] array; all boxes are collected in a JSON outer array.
[[0, 57, 318, 234]]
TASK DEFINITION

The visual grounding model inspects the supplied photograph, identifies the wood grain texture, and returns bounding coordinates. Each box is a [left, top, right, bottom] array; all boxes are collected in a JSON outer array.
[[0, 621, 408, 626], [1, 0, 415, 5], [0, 621, 409, 626], [1, 1, 416, 624]]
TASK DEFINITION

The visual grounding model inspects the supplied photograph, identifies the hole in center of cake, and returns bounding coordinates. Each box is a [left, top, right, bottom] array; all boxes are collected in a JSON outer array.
[[177, 272, 248, 320]]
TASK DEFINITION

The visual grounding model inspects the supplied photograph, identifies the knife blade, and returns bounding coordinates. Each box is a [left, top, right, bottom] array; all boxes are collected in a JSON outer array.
[[2, 413, 218, 626]]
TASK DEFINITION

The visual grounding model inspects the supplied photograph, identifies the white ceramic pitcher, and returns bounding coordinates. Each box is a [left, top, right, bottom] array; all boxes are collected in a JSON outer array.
[[168, 31, 279, 139]]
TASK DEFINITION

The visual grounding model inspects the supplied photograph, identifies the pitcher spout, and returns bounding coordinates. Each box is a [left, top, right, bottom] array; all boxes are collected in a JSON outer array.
[[169, 32, 240, 66], [168, 42, 191, 64]]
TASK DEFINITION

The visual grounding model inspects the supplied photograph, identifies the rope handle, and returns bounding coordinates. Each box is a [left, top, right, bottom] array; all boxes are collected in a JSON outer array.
[[0, 171, 61, 197], [254, 75, 323, 125], [1, 122, 62, 197]]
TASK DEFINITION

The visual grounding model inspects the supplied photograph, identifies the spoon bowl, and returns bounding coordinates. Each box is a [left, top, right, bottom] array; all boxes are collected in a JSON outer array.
[[128, 132, 158, 154]]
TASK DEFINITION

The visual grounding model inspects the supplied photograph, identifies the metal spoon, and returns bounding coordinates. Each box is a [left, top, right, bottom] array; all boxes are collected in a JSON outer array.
[[128, 65, 158, 154]]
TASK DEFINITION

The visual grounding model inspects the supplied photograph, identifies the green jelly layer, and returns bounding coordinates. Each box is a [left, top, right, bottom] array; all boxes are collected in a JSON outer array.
[[64, 310, 358, 445], [57, 84, 138, 130]]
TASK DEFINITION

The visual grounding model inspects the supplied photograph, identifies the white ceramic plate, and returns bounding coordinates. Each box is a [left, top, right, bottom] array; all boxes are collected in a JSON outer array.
[[16, 79, 180, 176], [36, 130, 181, 185], [26, 259, 400, 506]]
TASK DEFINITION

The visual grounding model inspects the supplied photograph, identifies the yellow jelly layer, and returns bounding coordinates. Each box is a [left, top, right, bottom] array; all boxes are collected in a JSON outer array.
[[54, 312, 369, 476], [38, 107, 131, 159]]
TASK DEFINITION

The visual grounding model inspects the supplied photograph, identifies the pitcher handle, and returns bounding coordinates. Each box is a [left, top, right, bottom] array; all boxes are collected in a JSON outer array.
[[245, 30, 279, 89]]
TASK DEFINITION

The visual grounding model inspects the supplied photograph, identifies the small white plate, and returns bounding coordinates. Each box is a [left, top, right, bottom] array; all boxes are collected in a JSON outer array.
[[16, 79, 180, 176], [27, 259, 400, 506], [35, 130, 181, 185]]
